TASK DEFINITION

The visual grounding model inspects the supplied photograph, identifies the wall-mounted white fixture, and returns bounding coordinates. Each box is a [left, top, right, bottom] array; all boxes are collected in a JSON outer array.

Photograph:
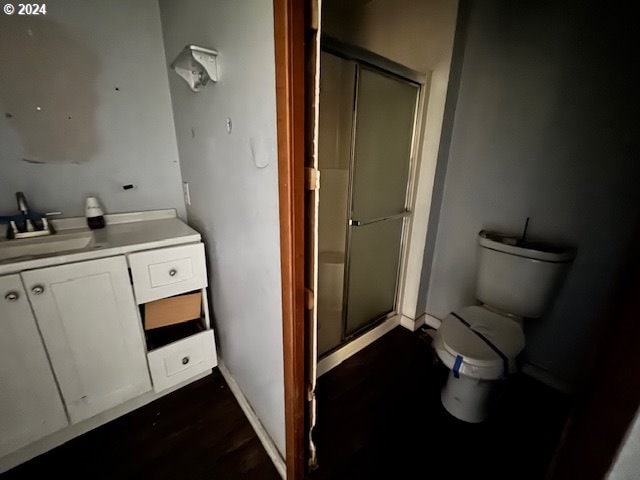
[[170, 45, 218, 92]]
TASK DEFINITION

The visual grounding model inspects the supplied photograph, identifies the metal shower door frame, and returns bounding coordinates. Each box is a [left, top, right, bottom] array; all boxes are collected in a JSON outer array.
[[320, 39, 426, 345]]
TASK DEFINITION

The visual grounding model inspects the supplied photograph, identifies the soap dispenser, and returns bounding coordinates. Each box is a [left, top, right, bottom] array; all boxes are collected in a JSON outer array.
[[85, 197, 105, 229]]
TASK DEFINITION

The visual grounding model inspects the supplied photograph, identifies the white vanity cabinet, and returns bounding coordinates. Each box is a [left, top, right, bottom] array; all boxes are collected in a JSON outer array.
[[0, 211, 217, 473], [0, 275, 69, 458], [22, 256, 152, 424]]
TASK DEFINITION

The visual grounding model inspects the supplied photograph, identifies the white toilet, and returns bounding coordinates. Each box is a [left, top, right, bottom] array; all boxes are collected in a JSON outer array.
[[433, 230, 575, 423]]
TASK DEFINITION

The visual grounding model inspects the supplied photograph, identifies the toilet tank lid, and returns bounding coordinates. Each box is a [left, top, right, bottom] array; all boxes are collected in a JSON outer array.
[[478, 230, 576, 263]]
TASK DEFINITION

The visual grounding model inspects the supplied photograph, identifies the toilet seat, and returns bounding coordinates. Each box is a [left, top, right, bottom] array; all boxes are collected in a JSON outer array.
[[434, 306, 525, 380]]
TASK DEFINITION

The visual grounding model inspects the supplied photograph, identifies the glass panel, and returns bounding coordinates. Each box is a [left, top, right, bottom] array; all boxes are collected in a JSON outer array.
[[345, 218, 404, 336], [317, 52, 355, 356], [351, 68, 418, 221], [318, 52, 355, 171]]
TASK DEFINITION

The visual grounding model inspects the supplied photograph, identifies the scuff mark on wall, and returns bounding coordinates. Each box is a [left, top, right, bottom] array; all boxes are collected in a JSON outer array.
[[0, 15, 99, 164], [20, 158, 46, 165]]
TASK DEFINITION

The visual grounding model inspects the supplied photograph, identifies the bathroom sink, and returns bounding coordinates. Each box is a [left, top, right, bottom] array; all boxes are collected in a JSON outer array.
[[0, 230, 96, 263]]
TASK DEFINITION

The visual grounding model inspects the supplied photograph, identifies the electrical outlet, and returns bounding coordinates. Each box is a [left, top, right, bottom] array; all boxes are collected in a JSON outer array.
[[182, 181, 191, 206]]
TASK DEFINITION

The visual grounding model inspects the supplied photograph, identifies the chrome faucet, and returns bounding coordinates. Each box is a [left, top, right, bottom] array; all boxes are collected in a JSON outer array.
[[15, 192, 37, 232], [0, 192, 59, 239], [16, 192, 30, 215]]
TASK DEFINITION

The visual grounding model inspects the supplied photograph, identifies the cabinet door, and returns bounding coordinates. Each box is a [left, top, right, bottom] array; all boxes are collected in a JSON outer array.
[[0, 275, 68, 457], [22, 256, 151, 424]]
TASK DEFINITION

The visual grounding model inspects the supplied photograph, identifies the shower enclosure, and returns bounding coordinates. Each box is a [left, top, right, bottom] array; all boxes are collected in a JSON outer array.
[[317, 43, 421, 357]]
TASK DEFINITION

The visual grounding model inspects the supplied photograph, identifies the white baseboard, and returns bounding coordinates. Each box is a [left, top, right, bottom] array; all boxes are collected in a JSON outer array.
[[399, 313, 425, 331], [400, 312, 442, 331], [218, 362, 286, 479], [317, 315, 400, 377], [522, 363, 573, 394], [423, 313, 442, 329]]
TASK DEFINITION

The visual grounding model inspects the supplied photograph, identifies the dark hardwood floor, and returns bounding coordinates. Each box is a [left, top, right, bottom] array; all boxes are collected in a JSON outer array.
[[2, 370, 280, 480], [3, 327, 569, 480], [310, 326, 570, 480]]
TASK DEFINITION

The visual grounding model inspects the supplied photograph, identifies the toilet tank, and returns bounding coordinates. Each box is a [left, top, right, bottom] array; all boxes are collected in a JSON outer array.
[[476, 231, 576, 318]]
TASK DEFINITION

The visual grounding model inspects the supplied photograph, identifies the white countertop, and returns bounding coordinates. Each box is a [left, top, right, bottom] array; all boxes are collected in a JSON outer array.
[[0, 209, 201, 275]]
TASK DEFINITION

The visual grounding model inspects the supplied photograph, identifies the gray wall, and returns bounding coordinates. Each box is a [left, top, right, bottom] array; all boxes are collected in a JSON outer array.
[[0, 0, 185, 218], [159, 0, 285, 455], [421, 1, 639, 385]]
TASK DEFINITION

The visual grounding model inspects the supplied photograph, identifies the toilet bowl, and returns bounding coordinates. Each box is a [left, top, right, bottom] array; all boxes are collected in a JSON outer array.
[[433, 306, 525, 422], [433, 230, 575, 423]]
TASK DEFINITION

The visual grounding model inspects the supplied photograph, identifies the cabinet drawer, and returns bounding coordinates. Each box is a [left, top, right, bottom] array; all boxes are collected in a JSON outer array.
[[129, 244, 207, 303], [147, 330, 217, 392]]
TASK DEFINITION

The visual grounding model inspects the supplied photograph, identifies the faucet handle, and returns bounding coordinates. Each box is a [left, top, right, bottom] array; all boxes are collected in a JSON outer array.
[[42, 213, 60, 234]]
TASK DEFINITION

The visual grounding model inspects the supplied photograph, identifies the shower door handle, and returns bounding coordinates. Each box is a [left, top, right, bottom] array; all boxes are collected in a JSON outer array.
[[349, 210, 411, 227]]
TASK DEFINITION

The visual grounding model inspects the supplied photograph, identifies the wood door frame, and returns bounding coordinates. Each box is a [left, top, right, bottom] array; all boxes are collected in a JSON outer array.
[[274, 0, 308, 478]]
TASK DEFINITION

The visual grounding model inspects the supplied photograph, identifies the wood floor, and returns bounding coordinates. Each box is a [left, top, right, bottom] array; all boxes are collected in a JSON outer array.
[[3, 327, 569, 480], [310, 326, 570, 479], [1, 370, 280, 480]]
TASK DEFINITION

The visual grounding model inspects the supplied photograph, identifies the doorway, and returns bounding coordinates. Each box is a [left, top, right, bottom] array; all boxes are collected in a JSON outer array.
[[316, 42, 422, 358]]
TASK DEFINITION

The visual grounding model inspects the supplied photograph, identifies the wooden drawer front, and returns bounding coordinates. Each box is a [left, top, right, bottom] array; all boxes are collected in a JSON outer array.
[[147, 330, 217, 392], [129, 244, 207, 304]]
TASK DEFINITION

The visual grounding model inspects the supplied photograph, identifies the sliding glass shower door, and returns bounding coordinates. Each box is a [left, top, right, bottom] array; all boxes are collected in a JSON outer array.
[[317, 51, 419, 355], [345, 67, 419, 335]]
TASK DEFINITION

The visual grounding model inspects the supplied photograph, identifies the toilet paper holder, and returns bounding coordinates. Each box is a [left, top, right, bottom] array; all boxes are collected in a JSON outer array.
[[170, 44, 218, 92]]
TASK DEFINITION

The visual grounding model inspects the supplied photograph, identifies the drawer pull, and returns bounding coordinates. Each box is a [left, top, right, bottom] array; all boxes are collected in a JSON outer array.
[[5, 291, 19, 301], [169, 269, 178, 277], [182, 356, 190, 365], [31, 285, 45, 295]]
